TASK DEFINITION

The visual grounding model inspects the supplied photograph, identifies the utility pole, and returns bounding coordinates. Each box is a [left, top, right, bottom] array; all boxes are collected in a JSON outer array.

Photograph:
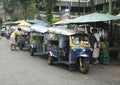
[[90, 0, 95, 12], [78, 0, 80, 16], [109, 0, 112, 46], [109, 0, 112, 14]]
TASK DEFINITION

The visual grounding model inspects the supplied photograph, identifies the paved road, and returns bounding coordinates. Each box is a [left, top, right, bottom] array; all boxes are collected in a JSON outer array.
[[0, 38, 120, 85]]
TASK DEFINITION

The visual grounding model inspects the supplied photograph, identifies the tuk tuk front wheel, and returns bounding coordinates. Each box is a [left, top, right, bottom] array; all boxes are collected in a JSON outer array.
[[29, 48, 35, 56], [78, 57, 89, 74], [48, 55, 54, 65]]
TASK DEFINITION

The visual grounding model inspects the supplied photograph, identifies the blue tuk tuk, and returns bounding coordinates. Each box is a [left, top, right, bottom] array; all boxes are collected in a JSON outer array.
[[46, 27, 92, 74]]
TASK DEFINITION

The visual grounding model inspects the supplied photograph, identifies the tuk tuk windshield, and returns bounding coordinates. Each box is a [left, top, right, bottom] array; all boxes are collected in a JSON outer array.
[[72, 34, 89, 45]]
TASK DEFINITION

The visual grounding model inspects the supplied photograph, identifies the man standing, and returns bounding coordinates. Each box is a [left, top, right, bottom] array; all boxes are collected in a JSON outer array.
[[10, 28, 21, 51], [92, 29, 100, 64]]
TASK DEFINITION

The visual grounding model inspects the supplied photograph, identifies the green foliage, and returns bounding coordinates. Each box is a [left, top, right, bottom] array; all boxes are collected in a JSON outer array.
[[36, 14, 41, 19], [46, 11, 53, 24], [45, 0, 58, 23], [103, 4, 109, 13], [52, 18, 60, 23], [112, 8, 119, 15], [0, 17, 2, 26], [10, 15, 21, 21], [2, 0, 58, 22], [3, 0, 19, 17]]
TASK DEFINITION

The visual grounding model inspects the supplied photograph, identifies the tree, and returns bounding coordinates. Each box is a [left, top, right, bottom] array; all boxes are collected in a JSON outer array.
[[3, 0, 20, 20], [17, 0, 40, 19], [45, 0, 58, 23], [2, 0, 58, 22]]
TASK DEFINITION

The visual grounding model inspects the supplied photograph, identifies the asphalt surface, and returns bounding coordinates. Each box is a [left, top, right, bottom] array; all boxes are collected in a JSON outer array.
[[0, 37, 120, 85]]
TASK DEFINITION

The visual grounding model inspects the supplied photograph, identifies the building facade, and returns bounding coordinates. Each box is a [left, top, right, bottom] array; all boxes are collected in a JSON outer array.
[[56, 0, 116, 14]]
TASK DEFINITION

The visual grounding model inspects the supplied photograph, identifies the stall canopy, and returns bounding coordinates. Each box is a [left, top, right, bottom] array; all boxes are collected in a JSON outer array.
[[18, 21, 31, 27], [13, 20, 25, 24], [53, 19, 72, 25], [53, 12, 120, 25], [71, 12, 120, 23], [30, 24, 48, 33], [3, 21, 13, 25], [26, 19, 50, 27]]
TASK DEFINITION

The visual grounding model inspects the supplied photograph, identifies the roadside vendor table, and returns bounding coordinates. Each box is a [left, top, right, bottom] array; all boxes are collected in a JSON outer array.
[[108, 47, 120, 64]]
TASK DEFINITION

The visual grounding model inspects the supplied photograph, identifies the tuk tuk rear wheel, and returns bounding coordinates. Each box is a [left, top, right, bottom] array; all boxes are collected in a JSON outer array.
[[19, 44, 23, 50], [78, 58, 89, 74], [48, 55, 54, 65], [30, 48, 35, 56]]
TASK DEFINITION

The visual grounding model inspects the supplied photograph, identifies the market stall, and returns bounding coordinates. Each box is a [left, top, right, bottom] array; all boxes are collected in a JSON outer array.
[[53, 12, 120, 64]]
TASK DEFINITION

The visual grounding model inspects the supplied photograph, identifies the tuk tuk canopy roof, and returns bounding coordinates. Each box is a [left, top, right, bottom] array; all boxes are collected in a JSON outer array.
[[20, 27, 30, 32], [30, 24, 48, 33], [48, 26, 75, 36], [26, 19, 50, 27]]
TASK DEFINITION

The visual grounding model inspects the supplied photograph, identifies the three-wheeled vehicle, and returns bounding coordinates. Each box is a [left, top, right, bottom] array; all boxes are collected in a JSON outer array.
[[47, 27, 91, 74], [18, 32, 30, 50], [18, 27, 31, 50], [29, 25, 48, 56]]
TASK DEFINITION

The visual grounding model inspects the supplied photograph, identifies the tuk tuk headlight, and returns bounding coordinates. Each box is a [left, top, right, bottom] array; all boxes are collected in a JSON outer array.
[[83, 41, 89, 44], [71, 47, 76, 51], [81, 47, 86, 52]]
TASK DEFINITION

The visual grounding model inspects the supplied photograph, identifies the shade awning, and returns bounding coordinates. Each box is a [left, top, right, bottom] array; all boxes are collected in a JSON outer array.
[[53, 19, 72, 25], [71, 12, 120, 23], [3, 21, 13, 25], [18, 22, 31, 27], [13, 20, 25, 24], [26, 19, 50, 27]]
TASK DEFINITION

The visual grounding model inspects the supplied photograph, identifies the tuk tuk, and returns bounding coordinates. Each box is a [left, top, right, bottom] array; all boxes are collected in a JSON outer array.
[[29, 25, 48, 56], [47, 27, 91, 74], [18, 28, 30, 50]]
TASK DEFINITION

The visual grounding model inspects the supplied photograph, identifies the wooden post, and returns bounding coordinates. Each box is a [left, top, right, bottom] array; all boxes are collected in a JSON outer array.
[[78, 0, 80, 16]]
